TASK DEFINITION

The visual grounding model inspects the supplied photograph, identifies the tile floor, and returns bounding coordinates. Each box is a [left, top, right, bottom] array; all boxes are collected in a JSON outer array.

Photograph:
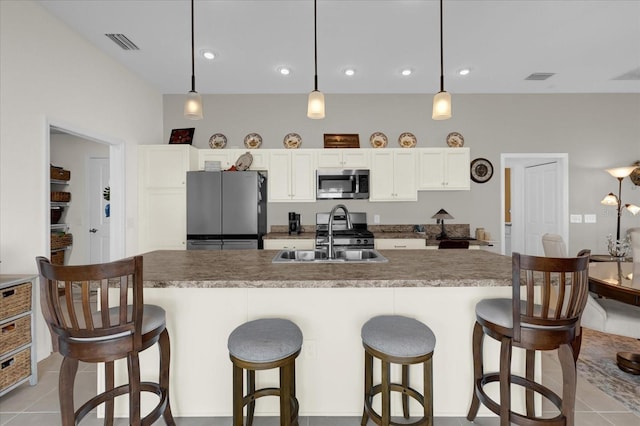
[[1, 351, 639, 425]]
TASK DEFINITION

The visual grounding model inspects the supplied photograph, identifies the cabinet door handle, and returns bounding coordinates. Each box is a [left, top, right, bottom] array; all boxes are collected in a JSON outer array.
[[89, 228, 98, 233]]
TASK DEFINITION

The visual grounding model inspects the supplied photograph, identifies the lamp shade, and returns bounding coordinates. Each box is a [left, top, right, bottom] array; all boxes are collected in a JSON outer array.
[[601, 193, 618, 206], [606, 167, 636, 178], [307, 90, 325, 119], [432, 91, 452, 120], [184, 91, 203, 120], [431, 208, 453, 220], [626, 204, 640, 215]]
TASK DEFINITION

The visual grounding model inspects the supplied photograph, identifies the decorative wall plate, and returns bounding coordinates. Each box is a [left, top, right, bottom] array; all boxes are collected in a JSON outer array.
[[283, 133, 302, 149], [244, 133, 263, 149], [630, 161, 640, 186], [470, 158, 493, 183], [446, 132, 464, 147], [235, 152, 253, 171], [398, 132, 417, 148], [369, 132, 388, 148], [208, 133, 227, 149]]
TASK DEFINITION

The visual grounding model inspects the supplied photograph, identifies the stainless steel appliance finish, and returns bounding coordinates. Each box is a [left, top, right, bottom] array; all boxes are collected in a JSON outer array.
[[315, 211, 374, 250], [316, 169, 369, 200], [272, 248, 388, 263], [187, 171, 267, 250]]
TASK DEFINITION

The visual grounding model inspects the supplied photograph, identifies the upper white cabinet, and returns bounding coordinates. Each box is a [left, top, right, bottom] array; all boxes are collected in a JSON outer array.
[[369, 149, 417, 201], [316, 149, 369, 169], [139, 145, 198, 252], [268, 151, 316, 202], [418, 148, 470, 190]]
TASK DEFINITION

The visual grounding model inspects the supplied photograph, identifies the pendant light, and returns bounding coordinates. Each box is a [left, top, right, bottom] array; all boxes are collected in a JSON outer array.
[[307, 0, 325, 119], [184, 0, 203, 120], [432, 0, 451, 120]]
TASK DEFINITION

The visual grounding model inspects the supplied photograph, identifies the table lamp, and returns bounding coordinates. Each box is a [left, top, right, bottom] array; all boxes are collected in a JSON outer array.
[[432, 209, 453, 240], [601, 166, 640, 256]]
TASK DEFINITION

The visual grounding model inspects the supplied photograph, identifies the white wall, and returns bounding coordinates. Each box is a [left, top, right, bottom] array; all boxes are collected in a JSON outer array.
[[163, 93, 640, 255], [0, 0, 163, 360]]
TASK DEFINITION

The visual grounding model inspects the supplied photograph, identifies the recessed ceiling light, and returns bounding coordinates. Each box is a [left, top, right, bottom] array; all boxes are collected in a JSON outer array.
[[344, 68, 356, 76], [458, 68, 471, 76], [401, 69, 412, 76], [278, 67, 291, 76], [200, 50, 215, 60]]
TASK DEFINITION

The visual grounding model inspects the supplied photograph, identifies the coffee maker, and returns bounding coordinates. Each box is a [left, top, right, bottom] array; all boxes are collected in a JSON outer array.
[[288, 212, 301, 235]]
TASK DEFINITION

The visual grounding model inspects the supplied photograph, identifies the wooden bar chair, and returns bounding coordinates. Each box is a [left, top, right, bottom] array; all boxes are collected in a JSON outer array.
[[466, 252, 590, 426], [36, 256, 174, 426]]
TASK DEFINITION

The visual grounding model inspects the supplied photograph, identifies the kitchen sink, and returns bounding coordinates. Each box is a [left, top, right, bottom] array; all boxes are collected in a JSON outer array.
[[272, 248, 388, 263]]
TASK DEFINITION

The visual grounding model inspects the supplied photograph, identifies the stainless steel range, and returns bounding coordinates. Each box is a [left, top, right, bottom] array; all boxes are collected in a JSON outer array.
[[315, 211, 375, 250]]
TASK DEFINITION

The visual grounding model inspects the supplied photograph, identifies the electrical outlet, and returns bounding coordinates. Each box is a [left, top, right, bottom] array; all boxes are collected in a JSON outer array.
[[374, 214, 380, 224], [304, 339, 317, 359], [570, 214, 582, 223], [584, 214, 597, 223]]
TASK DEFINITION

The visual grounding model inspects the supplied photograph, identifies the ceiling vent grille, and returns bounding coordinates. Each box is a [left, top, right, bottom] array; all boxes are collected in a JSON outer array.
[[525, 72, 555, 81], [105, 33, 140, 50]]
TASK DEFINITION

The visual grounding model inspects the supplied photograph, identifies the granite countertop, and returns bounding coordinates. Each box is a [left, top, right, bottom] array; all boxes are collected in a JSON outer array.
[[142, 249, 511, 289]]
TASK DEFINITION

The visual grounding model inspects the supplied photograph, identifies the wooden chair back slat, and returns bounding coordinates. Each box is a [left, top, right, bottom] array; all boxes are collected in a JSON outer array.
[[511, 252, 590, 344]]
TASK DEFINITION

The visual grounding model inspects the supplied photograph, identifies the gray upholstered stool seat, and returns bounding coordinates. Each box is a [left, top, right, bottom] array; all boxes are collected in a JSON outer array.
[[361, 315, 436, 426], [228, 318, 303, 363], [228, 318, 302, 426]]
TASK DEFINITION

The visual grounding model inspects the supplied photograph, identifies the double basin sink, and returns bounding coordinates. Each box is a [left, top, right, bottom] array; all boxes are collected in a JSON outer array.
[[272, 248, 388, 263]]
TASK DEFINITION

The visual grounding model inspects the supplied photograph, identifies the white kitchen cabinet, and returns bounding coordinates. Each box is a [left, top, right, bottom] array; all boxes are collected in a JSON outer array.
[[268, 151, 316, 202], [316, 149, 369, 169], [369, 149, 417, 201], [263, 239, 315, 250], [138, 145, 198, 252], [418, 148, 470, 190], [375, 239, 426, 250]]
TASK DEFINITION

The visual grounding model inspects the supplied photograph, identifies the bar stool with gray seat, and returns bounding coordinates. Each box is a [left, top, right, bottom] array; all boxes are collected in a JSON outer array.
[[361, 315, 436, 426], [228, 318, 303, 426]]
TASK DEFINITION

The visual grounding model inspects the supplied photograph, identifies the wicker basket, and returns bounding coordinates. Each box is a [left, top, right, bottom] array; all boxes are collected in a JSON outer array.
[[51, 192, 71, 202], [51, 207, 64, 224], [0, 283, 31, 321], [0, 348, 31, 392], [50, 250, 65, 265], [0, 316, 31, 355], [50, 165, 70, 181], [51, 233, 73, 250]]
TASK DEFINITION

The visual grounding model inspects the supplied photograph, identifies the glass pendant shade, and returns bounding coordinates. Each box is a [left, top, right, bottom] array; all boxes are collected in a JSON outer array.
[[184, 91, 203, 120], [600, 193, 618, 206], [307, 90, 325, 119], [432, 91, 452, 120], [606, 167, 636, 178]]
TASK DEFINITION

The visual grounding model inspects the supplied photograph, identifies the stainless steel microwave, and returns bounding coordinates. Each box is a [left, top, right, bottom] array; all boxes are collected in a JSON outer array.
[[316, 169, 369, 200]]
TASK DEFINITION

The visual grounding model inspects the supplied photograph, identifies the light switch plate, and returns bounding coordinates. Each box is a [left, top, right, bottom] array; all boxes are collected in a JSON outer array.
[[570, 214, 582, 223], [374, 214, 380, 224], [584, 214, 597, 223]]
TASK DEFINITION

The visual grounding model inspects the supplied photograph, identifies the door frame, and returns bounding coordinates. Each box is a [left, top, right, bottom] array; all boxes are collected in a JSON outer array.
[[500, 153, 569, 256], [47, 119, 125, 261]]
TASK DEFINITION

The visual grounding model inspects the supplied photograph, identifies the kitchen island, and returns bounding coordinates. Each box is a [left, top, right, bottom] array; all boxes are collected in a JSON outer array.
[[112, 249, 529, 419]]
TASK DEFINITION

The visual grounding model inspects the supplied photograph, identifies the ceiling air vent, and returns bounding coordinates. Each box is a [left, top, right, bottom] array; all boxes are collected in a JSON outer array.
[[105, 34, 140, 50], [525, 72, 555, 81]]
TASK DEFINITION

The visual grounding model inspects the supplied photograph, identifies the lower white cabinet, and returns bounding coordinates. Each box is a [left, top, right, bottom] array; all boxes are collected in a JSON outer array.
[[375, 239, 426, 250], [263, 239, 315, 250], [369, 150, 417, 201]]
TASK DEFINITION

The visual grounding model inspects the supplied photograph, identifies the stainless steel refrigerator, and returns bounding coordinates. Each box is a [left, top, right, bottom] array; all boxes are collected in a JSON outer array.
[[186, 171, 267, 250]]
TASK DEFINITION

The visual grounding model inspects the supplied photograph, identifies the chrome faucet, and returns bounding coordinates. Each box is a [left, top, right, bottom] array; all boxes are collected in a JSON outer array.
[[327, 204, 352, 259]]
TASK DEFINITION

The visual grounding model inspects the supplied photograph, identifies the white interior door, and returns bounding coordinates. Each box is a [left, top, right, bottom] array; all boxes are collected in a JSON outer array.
[[89, 157, 110, 263], [524, 161, 560, 255]]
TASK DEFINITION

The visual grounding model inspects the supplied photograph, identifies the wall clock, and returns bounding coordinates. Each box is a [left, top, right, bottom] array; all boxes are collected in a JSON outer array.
[[470, 158, 493, 183]]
